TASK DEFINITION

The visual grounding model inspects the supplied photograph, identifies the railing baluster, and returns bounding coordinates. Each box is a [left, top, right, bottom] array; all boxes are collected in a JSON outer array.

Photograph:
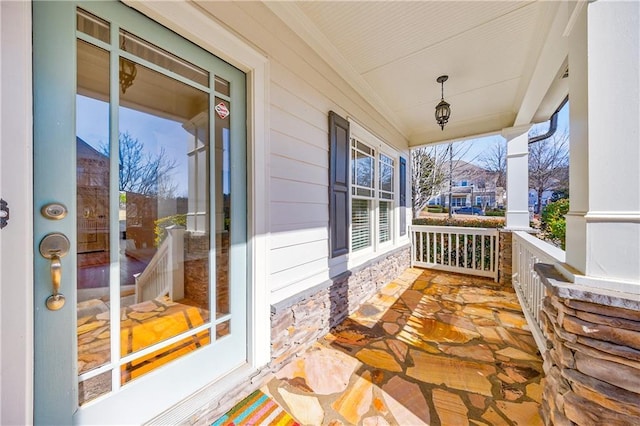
[[510, 231, 566, 356], [464, 234, 468, 268], [472, 235, 477, 270], [426, 231, 430, 263], [408, 225, 499, 280]]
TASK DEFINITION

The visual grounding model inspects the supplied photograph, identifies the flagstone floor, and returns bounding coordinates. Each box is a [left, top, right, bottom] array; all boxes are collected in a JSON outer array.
[[261, 268, 544, 426]]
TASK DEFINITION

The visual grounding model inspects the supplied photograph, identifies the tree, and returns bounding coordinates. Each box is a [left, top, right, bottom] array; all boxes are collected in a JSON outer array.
[[411, 141, 474, 219], [411, 145, 446, 218], [479, 140, 507, 188], [102, 132, 178, 197], [528, 132, 569, 213]]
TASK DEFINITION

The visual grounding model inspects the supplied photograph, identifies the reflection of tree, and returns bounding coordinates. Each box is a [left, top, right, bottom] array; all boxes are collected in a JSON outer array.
[[379, 155, 393, 193], [102, 132, 177, 197], [354, 154, 373, 188]]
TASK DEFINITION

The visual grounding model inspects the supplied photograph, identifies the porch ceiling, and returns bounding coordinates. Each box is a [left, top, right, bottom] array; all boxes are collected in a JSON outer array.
[[266, 1, 572, 147]]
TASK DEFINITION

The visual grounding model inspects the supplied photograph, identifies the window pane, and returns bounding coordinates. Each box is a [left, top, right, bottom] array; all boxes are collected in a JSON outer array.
[[77, 8, 110, 43], [76, 41, 112, 405], [379, 201, 392, 243], [355, 152, 373, 188], [352, 199, 371, 251], [119, 30, 209, 87], [118, 42, 212, 385]]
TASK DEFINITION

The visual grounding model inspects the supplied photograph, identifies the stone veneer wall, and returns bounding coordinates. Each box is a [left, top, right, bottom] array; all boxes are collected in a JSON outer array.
[[183, 245, 411, 424], [270, 245, 411, 370], [535, 264, 640, 426], [498, 230, 513, 287]]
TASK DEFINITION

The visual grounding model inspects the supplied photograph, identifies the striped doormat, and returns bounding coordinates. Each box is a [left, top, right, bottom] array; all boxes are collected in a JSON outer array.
[[212, 390, 300, 426]]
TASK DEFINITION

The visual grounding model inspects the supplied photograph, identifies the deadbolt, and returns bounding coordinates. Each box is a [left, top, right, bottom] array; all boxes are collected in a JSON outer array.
[[41, 202, 68, 220]]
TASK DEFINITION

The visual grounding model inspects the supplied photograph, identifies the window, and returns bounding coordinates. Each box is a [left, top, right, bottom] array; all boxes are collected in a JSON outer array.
[[452, 196, 466, 207], [328, 112, 404, 258], [351, 136, 395, 252]]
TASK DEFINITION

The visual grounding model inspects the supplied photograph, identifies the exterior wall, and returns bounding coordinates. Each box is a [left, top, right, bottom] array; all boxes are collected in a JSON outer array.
[[270, 245, 410, 370], [536, 264, 640, 426], [190, 2, 411, 304]]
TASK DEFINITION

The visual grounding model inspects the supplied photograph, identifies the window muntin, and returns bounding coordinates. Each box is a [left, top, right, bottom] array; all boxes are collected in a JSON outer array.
[[352, 138, 375, 198], [350, 135, 396, 253]]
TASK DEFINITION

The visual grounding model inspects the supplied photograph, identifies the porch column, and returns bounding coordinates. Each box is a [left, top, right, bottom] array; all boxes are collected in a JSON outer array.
[[564, 1, 589, 274], [562, 0, 640, 289], [502, 125, 532, 230]]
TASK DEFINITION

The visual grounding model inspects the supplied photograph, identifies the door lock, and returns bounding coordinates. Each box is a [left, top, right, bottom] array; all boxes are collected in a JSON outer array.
[[39, 233, 71, 311]]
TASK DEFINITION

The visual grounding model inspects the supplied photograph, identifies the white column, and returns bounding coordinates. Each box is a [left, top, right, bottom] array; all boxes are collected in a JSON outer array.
[[561, 0, 640, 290], [564, 2, 589, 274], [502, 125, 532, 230]]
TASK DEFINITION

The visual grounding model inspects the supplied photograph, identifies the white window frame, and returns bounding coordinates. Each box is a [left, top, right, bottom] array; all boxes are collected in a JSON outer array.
[[348, 120, 398, 265]]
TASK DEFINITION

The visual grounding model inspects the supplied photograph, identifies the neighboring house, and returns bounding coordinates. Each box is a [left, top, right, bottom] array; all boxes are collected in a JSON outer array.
[[1, 1, 638, 425], [428, 161, 503, 210], [528, 188, 555, 212]]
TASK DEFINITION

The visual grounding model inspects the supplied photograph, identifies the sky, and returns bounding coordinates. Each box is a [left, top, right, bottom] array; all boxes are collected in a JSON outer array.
[[444, 101, 570, 165]]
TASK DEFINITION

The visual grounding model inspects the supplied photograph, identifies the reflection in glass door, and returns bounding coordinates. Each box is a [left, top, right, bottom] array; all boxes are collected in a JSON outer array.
[[74, 7, 241, 407]]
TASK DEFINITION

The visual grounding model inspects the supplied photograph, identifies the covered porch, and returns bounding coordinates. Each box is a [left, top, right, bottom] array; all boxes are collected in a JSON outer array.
[[262, 267, 544, 426], [1, 1, 638, 424]]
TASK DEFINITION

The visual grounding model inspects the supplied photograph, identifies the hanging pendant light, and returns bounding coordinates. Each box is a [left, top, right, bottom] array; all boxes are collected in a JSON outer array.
[[119, 36, 137, 95], [435, 75, 451, 131]]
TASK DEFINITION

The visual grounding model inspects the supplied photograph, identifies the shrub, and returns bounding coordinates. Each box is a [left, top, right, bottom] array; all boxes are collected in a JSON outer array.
[[427, 205, 443, 213], [485, 209, 505, 217], [541, 198, 569, 249], [154, 214, 187, 247], [413, 217, 505, 229]]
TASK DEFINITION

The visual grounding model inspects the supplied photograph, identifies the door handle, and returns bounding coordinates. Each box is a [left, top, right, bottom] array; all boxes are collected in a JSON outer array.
[[39, 233, 70, 311]]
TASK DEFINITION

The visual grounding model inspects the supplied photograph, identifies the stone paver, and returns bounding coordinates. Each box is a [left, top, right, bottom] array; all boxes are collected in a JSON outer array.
[[263, 268, 544, 425]]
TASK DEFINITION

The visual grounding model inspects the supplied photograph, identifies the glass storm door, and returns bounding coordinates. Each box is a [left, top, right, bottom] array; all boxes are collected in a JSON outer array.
[[33, 2, 247, 424]]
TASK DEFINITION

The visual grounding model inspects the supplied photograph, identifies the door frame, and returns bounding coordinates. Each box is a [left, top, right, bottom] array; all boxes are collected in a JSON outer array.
[[0, 1, 270, 423], [0, 2, 34, 425]]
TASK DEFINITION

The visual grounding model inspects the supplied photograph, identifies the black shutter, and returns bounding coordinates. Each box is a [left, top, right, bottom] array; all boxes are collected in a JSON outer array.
[[399, 156, 407, 236], [328, 111, 350, 257]]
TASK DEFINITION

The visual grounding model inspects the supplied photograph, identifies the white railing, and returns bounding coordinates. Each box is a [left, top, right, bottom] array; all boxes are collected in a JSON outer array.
[[411, 225, 500, 281], [134, 226, 185, 303], [512, 230, 565, 354], [78, 217, 109, 233]]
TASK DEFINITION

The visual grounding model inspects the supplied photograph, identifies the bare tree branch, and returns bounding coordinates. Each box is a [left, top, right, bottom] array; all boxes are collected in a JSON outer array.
[[102, 132, 178, 198], [480, 140, 507, 188], [528, 132, 569, 213]]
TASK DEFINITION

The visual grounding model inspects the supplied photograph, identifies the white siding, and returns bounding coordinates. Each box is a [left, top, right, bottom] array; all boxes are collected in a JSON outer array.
[[192, 1, 409, 302]]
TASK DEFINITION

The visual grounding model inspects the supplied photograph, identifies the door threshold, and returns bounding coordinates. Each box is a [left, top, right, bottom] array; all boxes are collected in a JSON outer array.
[[146, 363, 260, 425]]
